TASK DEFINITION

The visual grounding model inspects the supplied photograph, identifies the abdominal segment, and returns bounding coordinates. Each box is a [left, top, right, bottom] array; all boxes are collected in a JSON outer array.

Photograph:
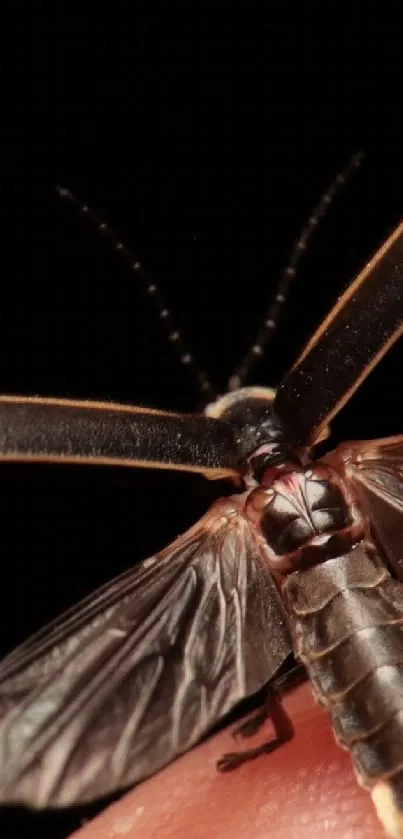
[[284, 542, 403, 838]]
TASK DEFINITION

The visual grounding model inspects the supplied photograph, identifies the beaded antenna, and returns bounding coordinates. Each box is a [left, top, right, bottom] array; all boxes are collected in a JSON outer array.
[[226, 150, 363, 390], [56, 186, 217, 402], [57, 151, 363, 401]]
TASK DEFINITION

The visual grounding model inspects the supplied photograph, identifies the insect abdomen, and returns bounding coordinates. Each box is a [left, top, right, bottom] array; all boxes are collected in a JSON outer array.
[[284, 542, 403, 838]]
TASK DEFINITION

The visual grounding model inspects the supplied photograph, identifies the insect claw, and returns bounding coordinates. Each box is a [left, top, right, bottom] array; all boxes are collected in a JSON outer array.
[[217, 738, 285, 772]]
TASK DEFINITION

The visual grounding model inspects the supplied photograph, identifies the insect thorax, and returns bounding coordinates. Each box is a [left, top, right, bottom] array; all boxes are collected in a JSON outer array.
[[245, 460, 367, 575], [205, 386, 367, 576]]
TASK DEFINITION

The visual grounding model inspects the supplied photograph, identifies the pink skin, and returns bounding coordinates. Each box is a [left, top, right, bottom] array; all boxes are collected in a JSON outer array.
[[71, 681, 383, 839]]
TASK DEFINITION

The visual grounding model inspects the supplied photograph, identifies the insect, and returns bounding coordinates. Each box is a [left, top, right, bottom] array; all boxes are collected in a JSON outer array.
[[0, 154, 403, 839]]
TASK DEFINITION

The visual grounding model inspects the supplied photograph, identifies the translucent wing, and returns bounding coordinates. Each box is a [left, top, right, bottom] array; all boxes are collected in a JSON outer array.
[[0, 496, 291, 809], [330, 435, 403, 580]]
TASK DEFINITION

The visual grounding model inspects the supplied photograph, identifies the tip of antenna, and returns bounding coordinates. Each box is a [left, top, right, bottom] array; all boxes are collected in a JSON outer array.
[[56, 186, 71, 197]]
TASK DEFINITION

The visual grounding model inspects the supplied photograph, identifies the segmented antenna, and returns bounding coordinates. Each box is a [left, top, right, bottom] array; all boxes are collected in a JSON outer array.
[[56, 187, 217, 402], [227, 151, 364, 392]]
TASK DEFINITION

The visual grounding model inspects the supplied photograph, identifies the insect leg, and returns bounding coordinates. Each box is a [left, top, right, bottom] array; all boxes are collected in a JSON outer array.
[[216, 671, 302, 771], [229, 664, 305, 742]]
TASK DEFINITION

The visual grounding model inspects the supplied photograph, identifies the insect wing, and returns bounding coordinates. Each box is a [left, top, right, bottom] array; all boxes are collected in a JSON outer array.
[[0, 497, 291, 809], [330, 435, 403, 581]]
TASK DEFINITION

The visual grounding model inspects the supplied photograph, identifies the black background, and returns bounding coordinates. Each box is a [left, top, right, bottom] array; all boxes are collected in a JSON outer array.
[[1, 4, 402, 837]]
